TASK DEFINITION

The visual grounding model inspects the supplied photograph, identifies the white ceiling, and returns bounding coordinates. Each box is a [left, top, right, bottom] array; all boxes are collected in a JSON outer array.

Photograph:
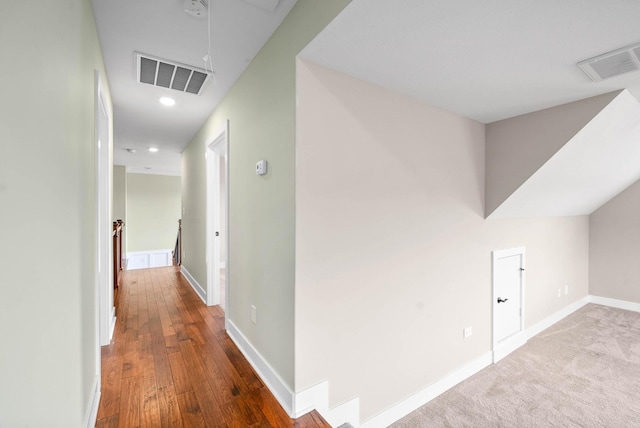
[[92, 0, 297, 175], [300, 0, 640, 124], [94, 0, 640, 180]]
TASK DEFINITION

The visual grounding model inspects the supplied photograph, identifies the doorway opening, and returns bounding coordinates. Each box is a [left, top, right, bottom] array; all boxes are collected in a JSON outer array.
[[492, 247, 525, 362], [206, 121, 229, 316]]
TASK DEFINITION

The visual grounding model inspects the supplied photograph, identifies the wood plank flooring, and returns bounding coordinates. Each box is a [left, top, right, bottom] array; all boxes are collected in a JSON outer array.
[[96, 266, 330, 428]]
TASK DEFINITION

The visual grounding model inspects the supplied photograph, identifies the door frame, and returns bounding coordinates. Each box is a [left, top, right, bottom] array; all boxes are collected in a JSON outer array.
[[95, 71, 115, 347], [205, 120, 230, 312], [492, 246, 525, 363]]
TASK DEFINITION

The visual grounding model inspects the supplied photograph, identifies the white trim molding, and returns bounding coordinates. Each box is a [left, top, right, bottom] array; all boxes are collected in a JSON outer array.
[[109, 307, 117, 342], [205, 121, 229, 308], [181, 266, 206, 303], [526, 296, 590, 339], [589, 295, 640, 312], [84, 375, 101, 428], [126, 249, 173, 270], [226, 320, 295, 415], [294, 382, 360, 427], [361, 352, 493, 428]]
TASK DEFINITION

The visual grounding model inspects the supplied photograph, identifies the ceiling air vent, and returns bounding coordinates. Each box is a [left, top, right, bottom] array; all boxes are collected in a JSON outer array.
[[135, 52, 212, 95], [578, 42, 640, 82]]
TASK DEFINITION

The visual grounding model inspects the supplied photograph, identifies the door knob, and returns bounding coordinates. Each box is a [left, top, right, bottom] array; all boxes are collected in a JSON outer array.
[[497, 297, 509, 303]]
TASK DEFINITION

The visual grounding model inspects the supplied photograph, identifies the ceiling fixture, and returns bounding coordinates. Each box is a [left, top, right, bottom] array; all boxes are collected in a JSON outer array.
[[578, 42, 640, 82], [149, 147, 159, 153], [183, 0, 207, 17], [136, 52, 212, 95], [159, 96, 176, 106]]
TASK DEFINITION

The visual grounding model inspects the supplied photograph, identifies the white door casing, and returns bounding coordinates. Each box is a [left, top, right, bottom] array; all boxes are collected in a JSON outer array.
[[206, 120, 229, 314], [96, 72, 115, 347], [492, 247, 525, 362]]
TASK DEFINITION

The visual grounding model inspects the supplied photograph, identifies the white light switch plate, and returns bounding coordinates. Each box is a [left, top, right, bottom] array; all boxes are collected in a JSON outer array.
[[256, 160, 268, 175]]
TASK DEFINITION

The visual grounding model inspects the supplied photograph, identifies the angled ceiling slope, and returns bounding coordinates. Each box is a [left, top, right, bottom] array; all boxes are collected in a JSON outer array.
[[486, 90, 640, 219]]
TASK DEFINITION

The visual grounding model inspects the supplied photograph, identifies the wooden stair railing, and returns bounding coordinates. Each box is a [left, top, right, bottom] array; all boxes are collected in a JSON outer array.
[[113, 220, 124, 306], [173, 219, 182, 266]]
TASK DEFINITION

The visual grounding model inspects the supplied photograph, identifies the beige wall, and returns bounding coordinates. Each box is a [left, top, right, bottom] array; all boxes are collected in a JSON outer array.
[[181, 0, 350, 389], [295, 61, 589, 421], [0, 0, 111, 425], [113, 165, 127, 222], [485, 92, 619, 217], [126, 173, 181, 252], [590, 178, 640, 303]]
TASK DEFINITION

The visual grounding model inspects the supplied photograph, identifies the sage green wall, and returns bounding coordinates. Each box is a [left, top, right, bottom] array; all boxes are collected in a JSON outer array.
[[127, 173, 181, 252], [181, 0, 349, 390], [0, 0, 112, 425], [113, 165, 127, 223]]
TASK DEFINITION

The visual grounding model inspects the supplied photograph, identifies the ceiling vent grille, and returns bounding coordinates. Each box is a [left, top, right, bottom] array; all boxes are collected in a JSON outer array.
[[135, 52, 212, 95], [578, 42, 640, 82]]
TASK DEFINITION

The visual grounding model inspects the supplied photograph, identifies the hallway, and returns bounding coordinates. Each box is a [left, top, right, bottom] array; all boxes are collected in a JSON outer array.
[[96, 267, 329, 427]]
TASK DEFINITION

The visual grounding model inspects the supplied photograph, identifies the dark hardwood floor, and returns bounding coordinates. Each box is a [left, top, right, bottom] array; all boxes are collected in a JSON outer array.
[[96, 266, 330, 428]]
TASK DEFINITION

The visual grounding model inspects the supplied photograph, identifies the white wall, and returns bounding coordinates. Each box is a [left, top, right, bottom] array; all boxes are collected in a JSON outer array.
[[0, 0, 111, 425], [295, 60, 589, 422], [590, 178, 640, 303], [485, 92, 619, 217], [126, 172, 180, 253]]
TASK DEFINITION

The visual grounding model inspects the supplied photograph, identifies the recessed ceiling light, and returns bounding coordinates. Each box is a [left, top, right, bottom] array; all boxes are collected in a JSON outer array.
[[159, 97, 176, 106], [149, 147, 159, 153]]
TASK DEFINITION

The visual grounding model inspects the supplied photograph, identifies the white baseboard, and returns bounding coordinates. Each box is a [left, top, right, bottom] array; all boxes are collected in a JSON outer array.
[[300, 295, 625, 428], [294, 382, 360, 427], [589, 295, 640, 312], [84, 375, 101, 428], [109, 307, 117, 342], [226, 320, 295, 416], [493, 332, 527, 363], [327, 397, 360, 428], [180, 266, 206, 304], [126, 249, 173, 270], [294, 381, 328, 418], [527, 296, 591, 339], [361, 352, 493, 428]]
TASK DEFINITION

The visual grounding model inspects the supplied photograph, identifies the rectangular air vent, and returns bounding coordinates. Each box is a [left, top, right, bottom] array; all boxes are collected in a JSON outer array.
[[578, 42, 640, 82], [135, 52, 212, 95]]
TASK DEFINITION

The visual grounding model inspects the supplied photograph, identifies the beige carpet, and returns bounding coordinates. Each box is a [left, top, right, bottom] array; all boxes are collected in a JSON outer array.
[[392, 304, 640, 427]]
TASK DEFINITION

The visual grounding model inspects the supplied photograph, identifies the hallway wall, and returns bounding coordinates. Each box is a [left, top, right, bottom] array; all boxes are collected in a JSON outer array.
[[126, 172, 180, 253], [0, 0, 112, 425], [295, 60, 589, 422], [113, 165, 127, 223], [181, 0, 350, 390]]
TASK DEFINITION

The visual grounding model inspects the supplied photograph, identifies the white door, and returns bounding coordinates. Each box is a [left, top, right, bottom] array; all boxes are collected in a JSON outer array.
[[492, 247, 525, 361]]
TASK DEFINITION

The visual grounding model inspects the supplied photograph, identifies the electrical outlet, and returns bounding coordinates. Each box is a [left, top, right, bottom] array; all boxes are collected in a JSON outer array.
[[565, 285, 569, 295], [251, 305, 256, 324], [557, 288, 562, 298], [463, 327, 472, 338]]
